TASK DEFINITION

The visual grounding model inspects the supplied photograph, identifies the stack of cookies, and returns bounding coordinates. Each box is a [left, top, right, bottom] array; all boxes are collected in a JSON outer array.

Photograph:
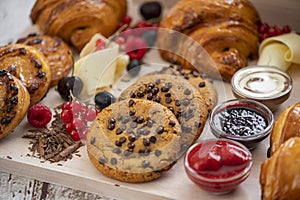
[[86, 65, 217, 183]]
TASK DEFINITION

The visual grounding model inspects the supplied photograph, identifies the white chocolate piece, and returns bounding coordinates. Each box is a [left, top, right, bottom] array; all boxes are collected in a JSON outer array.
[[258, 33, 300, 71], [76, 33, 129, 96], [75, 43, 119, 95]]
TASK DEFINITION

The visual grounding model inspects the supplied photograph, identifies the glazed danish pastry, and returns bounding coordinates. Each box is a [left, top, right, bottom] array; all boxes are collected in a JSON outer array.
[[269, 102, 300, 155], [17, 34, 73, 86], [30, 0, 127, 51], [260, 137, 300, 200], [0, 44, 51, 105], [0, 70, 30, 139]]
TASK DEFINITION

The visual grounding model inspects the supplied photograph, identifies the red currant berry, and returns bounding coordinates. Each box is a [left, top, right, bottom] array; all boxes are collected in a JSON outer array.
[[269, 26, 281, 36], [121, 27, 134, 40], [70, 129, 80, 141], [150, 22, 160, 28], [282, 25, 291, 33], [61, 102, 71, 111], [71, 100, 83, 113], [85, 107, 98, 122], [134, 20, 150, 29], [72, 118, 84, 130], [260, 33, 269, 42], [133, 21, 152, 36], [60, 109, 73, 123], [114, 36, 126, 46], [122, 15, 132, 25], [273, 26, 282, 35], [79, 127, 89, 140], [95, 38, 106, 51], [64, 123, 73, 133], [258, 23, 270, 34], [125, 37, 148, 60], [27, 104, 52, 128]]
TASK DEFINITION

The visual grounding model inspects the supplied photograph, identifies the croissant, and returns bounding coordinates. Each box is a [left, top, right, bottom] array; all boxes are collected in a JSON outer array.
[[0, 70, 30, 139], [269, 102, 300, 155], [157, 0, 260, 82], [30, 0, 127, 52], [260, 137, 300, 200]]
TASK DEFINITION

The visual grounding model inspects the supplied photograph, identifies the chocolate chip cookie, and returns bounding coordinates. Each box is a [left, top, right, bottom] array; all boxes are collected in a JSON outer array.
[[119, 73, 208, 153], [86, 99, 181, 183], [153, 65, 218, 111]]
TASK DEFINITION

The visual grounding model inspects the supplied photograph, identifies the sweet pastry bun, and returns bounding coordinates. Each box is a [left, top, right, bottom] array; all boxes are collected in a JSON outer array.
[[157, 0, 260, 82], [0, 43, 51, 105], [269, 102, 300, 155], [0, 70, 30, 139], [30, 0, 127, 51], [86, 99, 181, 182], [119, 73, 208, 153], [260, 137, 300, 200], [17, 34, 73, 86]]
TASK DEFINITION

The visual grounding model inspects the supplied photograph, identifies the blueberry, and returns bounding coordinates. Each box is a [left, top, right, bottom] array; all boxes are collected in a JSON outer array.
[[140, 1, 162, 20], [140, 30, 157, 47], [127, 59, 141, 77], [94, 91, 116, 110], [57, 76, 83, 101]]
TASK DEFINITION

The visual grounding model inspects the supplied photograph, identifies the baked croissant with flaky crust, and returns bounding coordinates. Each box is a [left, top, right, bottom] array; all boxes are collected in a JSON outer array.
[[30, 0, 127, 52], [157, 0, 261, 82], [260, 137, 300, 200], [0, 70, 30, 139], [269, 102, 300, 156]]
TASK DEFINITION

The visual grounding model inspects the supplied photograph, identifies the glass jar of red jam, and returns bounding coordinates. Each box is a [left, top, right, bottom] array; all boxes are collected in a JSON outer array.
[[184, 139, 252, 194], [209, 99, 274, 149]]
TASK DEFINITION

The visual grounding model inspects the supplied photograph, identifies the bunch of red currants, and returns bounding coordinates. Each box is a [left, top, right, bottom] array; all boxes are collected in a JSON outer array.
[[60, 100, 98, 141]]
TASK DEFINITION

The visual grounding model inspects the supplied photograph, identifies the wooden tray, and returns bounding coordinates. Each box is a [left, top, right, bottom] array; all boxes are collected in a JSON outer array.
[[0, 0, 300, 199]]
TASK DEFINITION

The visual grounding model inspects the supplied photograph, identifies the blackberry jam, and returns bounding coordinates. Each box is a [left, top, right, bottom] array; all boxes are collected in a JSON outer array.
[[215, 107, 268, 137], [210, 99, 274, 150]]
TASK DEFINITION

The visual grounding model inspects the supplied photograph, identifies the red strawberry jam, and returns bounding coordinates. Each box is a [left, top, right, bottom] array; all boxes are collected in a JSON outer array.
[[184, 139, 252, 194]]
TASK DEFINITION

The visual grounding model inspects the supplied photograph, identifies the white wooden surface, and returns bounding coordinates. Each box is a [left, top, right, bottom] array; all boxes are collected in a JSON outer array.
[[0, 0, 300, 199]]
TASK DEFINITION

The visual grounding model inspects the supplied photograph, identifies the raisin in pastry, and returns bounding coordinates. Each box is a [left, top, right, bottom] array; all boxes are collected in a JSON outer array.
[[0, 70, 30, 139], [0, 43, 51, 105], [17, 34, 73, 86]]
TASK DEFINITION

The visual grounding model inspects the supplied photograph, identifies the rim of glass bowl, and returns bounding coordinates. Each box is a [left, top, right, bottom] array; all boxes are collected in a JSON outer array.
[[209, 98, 274, 141], [184, 138, 253, 183], [231, 65, 293, 100]]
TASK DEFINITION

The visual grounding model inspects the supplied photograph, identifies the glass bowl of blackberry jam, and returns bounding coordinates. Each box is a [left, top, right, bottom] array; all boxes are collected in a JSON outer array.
[[209, 99, 274, 149]]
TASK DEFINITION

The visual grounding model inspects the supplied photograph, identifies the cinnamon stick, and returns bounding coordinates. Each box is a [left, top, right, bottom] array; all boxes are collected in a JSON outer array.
[[23, 106, 83, 163]]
